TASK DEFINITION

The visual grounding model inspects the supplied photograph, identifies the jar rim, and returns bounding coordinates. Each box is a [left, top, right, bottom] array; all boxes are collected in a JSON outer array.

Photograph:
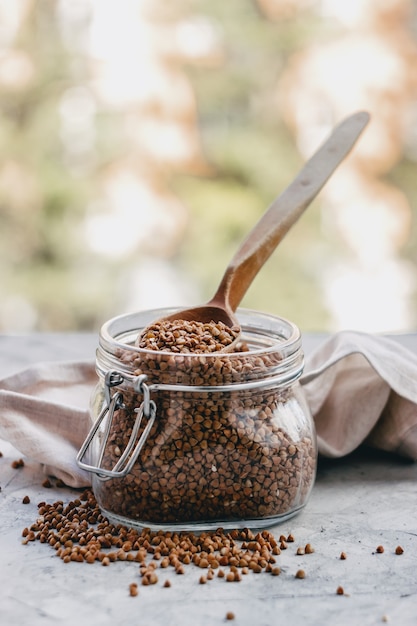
[[99, 307, 301, 360]]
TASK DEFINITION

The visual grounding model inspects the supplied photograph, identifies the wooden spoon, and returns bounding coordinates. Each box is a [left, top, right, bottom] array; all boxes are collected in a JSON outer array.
[[144, 111, 370, 349]]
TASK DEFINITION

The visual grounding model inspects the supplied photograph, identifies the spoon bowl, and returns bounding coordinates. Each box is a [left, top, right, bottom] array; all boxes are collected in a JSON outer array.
[[140, 111, 370, 352], [161, 303, 239, 328]]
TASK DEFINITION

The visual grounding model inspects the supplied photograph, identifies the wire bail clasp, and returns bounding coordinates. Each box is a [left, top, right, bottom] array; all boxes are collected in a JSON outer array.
[[76, 371, 156, 480]]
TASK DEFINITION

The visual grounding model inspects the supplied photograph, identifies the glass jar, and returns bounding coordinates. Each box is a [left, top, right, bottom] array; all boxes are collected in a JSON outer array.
[[77, 307, 317, 531]]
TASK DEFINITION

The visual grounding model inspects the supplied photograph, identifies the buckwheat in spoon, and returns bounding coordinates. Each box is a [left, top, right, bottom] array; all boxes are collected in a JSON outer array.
[[139, 111, 370, 354]]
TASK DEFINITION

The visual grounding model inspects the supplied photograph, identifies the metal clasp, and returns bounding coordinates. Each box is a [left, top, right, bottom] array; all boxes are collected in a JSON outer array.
[[76, 371, 156, 480]]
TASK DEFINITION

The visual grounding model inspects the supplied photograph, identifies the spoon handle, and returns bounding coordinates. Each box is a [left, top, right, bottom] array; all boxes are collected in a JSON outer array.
[[212, 110, 370, 313]]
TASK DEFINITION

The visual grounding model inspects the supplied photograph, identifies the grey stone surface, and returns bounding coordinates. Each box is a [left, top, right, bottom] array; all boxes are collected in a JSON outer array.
[[0, 332, 416, 626]]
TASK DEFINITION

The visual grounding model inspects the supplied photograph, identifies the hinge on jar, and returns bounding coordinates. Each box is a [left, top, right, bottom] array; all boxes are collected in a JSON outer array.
[[76, 371, 156, 480]]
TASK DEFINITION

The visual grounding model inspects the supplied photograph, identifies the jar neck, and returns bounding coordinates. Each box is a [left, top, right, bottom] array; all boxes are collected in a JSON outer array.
[[96, 308, 304, 387]]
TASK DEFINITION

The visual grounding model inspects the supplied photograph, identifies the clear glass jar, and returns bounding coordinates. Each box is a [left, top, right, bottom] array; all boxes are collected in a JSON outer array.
[[77, 307, 317, 531]]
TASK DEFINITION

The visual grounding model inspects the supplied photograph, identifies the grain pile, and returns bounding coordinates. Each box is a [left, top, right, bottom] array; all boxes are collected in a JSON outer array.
[[138, 319, 240, 353], [22, 490, 284, 581]]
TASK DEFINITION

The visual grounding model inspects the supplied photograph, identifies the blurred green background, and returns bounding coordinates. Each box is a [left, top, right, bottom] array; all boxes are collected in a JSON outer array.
[[0, 0, 416, 333]]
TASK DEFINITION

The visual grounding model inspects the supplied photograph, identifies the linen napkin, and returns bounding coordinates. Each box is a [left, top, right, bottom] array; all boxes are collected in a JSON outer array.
[[0, 330, 416, 488], [301, 331, 417, 460]]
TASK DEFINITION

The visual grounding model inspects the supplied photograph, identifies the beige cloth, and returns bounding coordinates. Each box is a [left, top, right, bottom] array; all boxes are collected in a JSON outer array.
[[301, 331, 417, 460], [0, 331, 416, 488]]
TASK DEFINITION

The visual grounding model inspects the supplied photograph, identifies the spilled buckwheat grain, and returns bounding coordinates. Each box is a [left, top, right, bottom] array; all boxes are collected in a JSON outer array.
[[21, 491, 287, 588]]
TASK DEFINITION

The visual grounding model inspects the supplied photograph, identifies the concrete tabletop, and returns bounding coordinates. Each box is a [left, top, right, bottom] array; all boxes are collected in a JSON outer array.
[[0, 332, 416, 626]]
